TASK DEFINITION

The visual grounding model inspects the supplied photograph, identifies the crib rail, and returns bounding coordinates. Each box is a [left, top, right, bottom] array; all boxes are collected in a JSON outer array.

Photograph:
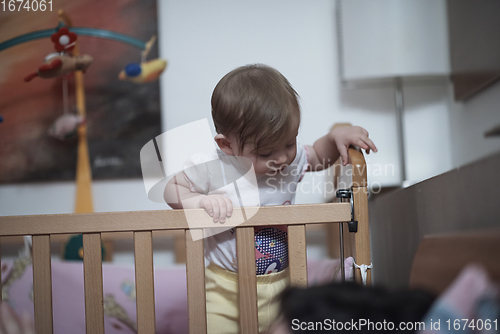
[[0, 147, 370, 334], [0, 203, 350, 236], [1, 204, 349, 334]]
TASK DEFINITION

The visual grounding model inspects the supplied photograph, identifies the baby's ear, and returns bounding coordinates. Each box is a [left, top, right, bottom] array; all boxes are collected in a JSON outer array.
[[214, 134, 235, 155]]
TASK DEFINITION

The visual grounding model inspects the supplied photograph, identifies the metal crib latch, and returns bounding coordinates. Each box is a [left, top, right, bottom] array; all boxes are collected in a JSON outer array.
[[336, 189, 358, 233], [336, 189, 351, 199], [347, 220, 358, 233]]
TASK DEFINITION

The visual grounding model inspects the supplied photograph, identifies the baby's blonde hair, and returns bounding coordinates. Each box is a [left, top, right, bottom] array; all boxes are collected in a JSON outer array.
[[211, 64, 300, 152]]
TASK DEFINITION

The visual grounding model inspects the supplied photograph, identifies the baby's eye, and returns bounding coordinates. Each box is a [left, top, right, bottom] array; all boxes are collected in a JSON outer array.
[[259, 152, 272, 158]]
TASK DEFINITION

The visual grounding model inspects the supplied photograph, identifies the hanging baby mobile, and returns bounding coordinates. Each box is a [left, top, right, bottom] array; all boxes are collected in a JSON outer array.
[[23, 27, 91, 140], [24, 28, 93, 82], [0, 19, 167, 138]]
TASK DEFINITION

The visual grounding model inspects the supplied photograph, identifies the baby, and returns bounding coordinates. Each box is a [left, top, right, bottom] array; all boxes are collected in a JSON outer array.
[[165, 64, 377, 333]]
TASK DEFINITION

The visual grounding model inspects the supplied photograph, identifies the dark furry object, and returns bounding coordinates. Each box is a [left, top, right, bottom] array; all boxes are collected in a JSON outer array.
[[280, 282, 435, 333]]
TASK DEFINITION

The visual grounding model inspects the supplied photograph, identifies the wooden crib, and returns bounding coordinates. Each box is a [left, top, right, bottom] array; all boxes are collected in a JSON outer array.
[[0, 147, 371, 334]]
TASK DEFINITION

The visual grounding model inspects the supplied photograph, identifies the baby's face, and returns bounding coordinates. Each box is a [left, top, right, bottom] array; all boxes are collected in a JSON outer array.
[[232, 127, 299, 177]]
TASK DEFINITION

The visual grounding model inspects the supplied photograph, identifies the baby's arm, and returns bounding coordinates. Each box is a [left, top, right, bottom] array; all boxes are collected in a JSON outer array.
[[306, 125, 377, 171], [164, 174, 233, 223]]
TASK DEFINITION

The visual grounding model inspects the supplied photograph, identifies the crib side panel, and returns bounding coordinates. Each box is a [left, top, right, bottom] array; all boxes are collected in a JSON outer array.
[[185, 229, 207, 334], [32, 235, 54, 334], [0, 200, 361, 332], [134, 231, 156, 333], [83, 233, 105, 334]]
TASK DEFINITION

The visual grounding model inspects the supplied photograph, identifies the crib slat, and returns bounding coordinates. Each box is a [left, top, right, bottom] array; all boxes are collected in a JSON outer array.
[[236, 227, 258, 334], [288, 225, 308, 287], [134, 231, 156, 334], [185, 229, 207, 334], [32, 235, 53, 334], [83, 233, 105, 334], [353, 186, 371, 284]]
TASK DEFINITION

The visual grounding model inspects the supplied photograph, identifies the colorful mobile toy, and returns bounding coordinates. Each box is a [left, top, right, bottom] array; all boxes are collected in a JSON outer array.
[[118, 36, 167, 84], [119, 58, 167, 83], [23, 27, 92, 82], [0, 11, 168, 216], [24, 53, 93, 82], [50, 27, 77, 52], [48, 113, 85, 140]]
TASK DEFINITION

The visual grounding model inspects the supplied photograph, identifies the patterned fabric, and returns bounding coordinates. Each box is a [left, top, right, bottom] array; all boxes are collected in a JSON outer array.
[[255, 227, 289, 275]]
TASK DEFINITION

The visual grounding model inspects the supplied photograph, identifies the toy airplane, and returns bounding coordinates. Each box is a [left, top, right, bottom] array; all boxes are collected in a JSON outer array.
[[118, 58, 167, 83], [24, 53, 93, 82]]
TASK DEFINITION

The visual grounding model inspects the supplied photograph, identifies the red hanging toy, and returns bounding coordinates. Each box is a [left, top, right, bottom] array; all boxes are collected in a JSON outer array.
[[51, 27, 77, 52]]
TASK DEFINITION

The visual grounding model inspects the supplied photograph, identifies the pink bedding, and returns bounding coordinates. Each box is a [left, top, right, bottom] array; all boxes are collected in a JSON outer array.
[[1, 256, 352, 334]]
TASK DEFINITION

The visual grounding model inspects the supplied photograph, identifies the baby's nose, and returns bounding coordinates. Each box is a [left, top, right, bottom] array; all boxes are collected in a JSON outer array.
[[274, 152, 288, 165]]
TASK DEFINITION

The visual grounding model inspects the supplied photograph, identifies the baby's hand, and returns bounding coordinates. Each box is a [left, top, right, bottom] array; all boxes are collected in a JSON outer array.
[[331, 126, 378, 166], [198, 195, 233, 223]]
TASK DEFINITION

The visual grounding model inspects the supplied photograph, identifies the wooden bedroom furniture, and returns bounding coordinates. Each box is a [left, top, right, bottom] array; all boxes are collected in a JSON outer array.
[[410, 230, 500, 295], [369, 151, 500, 288], [0, 147, 370, 334]]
